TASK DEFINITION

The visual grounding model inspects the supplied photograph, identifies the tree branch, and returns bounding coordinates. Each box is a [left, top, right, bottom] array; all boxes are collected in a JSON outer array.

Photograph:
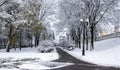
[[0, 0, 8, 7]]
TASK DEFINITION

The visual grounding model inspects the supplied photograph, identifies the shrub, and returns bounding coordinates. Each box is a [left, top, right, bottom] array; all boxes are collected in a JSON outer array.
[[59, 39, 75, 51], [37, 40, 55, 53]]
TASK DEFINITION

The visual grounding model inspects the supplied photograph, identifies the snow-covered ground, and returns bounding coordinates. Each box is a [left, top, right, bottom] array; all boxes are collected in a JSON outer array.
[[65, 38, 120, 67], [0, 47, 72, 70], [0, 47, 58, 61]]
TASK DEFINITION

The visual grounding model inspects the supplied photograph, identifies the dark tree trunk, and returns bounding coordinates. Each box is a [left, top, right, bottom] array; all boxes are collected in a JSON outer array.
[[82, 24, 85, 56], [6, 25, 12, 52], [35, 35, 40, 47], [19, 32, 22, 50], [90, 28, 94, 50], [72, 34, 75, 41], [6, 43, 10, 52], [35, 35, 37, 47], [36, 39, 39, 46], [86, 30, 89, 50], [86, 38, 89, 50], [78, 40, 81, 49], [30, 38, 33, 48], [78, 27, 81, 49], [6, 46, 10, 52], [14, 42, 17, 50], [6, 37, 12, 52]]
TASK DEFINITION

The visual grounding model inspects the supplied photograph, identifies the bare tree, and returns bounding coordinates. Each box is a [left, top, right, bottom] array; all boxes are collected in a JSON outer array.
[[81, 0, 116, 50]]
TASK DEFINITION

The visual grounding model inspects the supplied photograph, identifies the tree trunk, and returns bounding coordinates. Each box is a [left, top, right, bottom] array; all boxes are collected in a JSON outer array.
[[30, 38, 33, 48], [90, 28, 94, 50], [14, 40, 17, 51], [82, 24, 85, 55], [35, 35, 37, 47], [35, 35, 39, 47], [77, 27, 81, 49], [78, 40, 81, 49], [36, 39, 39, 46], [86, 29, 89, 50], [19, 32, 22, 50], [6, 25, 12, 52], [6, 38, 12, 52], [6, 42, 10, 52]]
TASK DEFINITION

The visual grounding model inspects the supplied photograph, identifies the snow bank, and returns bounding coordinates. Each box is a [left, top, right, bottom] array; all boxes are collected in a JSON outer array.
[[66, 38, 120, 67]]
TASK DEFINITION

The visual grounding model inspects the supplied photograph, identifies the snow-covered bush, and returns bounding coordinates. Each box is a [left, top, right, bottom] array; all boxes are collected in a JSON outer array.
[[59, 39, 75, 51], [66, 43, 75, 51], [52, 40, 59, 47], [37, 40, 55, 53]]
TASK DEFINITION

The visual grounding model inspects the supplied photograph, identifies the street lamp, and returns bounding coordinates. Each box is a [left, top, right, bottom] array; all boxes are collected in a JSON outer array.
[[80, 18, 89, 56], [80, 18, 83, 22], [80, 18, 85, 56], [86, 18, 89, 22]]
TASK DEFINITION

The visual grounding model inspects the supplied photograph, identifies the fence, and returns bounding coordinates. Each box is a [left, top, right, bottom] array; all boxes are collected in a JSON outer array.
[[95, 32, 120, 41]]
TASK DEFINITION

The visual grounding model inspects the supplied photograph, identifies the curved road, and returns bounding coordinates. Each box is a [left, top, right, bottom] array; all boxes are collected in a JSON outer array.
[[51, 48, 120, 70]]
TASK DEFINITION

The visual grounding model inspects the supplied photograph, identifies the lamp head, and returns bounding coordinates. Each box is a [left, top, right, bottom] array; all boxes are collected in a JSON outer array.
[[86, 18, 89, 22], [80, 18, 83, 22]]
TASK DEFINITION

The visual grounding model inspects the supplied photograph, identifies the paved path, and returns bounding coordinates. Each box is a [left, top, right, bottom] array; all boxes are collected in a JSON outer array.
[[51, 48, 120, 70]]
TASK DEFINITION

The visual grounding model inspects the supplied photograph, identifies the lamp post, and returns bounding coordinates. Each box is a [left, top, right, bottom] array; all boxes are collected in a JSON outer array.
[[80, 18, 89, 56], [85, 18, 89, 50]]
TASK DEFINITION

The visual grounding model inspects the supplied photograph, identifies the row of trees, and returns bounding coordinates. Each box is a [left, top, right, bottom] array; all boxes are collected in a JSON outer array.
[[57, 0, 120, 55], [0, 0, 52, 52]]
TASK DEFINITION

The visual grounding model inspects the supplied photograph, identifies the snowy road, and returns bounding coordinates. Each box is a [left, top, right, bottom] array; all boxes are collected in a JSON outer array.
[[52, 48, 120, 70]]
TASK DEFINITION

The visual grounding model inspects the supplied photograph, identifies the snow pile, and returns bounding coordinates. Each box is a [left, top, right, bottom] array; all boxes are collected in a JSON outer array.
[[66, 38, 120, 67]]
